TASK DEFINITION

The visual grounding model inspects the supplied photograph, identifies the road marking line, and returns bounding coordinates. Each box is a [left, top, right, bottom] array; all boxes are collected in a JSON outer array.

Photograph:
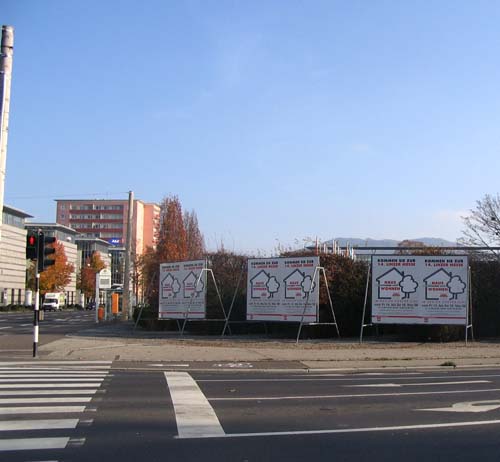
[[0, 389, 98, 396], [24, 460, 59, 462], [0, 370, 109, 374], [165, 372, 225, 438], [419, 400, 500, 413], [210, 387, 500, 401], [67, 437, 86, 447], [0, 368, 111, 371], [149, 364, 189, 367], [179, 420, 500, 439], [0, 361, 111, 365], [348, 380, 490, 388], [0, 418, 79, 431], [0, 378, 104, 383], [0, 374, 108, 378], [0, 405, 87, 415], [0, 383, 102, 389], [0, 437, 69, 451], [199, 374, 500, 383], [0, 397, 92, 404]]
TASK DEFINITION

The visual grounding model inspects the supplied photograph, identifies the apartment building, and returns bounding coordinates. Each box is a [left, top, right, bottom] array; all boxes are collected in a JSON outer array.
[[55, 199, 160, 255]]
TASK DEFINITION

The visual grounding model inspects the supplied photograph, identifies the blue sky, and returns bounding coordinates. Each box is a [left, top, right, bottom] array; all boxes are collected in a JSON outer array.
[[3, 0, 500, 254]]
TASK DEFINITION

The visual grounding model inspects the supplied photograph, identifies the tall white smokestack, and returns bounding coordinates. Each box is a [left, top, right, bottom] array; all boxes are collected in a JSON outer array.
[[0, 25, 14, 240]]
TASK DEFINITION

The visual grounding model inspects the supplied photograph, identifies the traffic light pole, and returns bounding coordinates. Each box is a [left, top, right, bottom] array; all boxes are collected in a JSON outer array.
[[33, 271, 40, 358], [95, 270, 100, 324]]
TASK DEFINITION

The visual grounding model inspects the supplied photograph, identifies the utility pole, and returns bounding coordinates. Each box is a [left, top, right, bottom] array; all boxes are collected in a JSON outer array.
[[0, 25, 14, 241], [122, 190, 134, 320]]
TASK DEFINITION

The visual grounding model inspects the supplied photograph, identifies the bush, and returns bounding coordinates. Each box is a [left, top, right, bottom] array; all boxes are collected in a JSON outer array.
[[134, 251, 500, 341]]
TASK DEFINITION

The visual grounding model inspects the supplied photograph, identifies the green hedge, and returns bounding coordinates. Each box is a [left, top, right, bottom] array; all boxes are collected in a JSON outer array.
[[134, 253, 500, 341]]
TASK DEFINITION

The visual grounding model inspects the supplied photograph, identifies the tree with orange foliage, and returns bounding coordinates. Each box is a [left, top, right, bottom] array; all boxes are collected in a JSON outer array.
[[27, 242, 75, 294], [77, 252, 106, 298], [140, 195, 205, 307], [157, 196, 188, 262]]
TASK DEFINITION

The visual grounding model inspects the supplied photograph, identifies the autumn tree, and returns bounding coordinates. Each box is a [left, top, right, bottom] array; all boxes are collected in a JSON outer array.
[[157, 196, 187, 262], [27, 242, 75, 294], [140, 195, 206, 307], [184, 209, 205, 260], [77, 252, 106, 298]]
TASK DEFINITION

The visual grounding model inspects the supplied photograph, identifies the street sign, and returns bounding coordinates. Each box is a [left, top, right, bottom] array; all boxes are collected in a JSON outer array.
[[99, 268, 112, 289]]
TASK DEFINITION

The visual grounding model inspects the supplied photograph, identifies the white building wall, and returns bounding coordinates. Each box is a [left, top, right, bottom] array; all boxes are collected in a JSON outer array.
[[60, 240, 78, 302], [0, 224, 27, 304]]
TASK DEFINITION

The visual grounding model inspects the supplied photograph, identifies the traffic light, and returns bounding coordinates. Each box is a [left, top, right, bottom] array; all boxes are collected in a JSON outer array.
[[26, 233, 38, 260], [37, 233, 56, 273]]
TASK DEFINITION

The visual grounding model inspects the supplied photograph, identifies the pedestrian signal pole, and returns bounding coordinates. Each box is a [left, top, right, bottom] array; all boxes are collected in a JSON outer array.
[[33, 271, 40, 357], [27, 231, 56, 357]]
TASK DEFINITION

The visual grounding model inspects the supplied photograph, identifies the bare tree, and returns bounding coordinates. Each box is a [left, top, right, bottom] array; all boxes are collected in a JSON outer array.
[[461, 194, 500, 257]]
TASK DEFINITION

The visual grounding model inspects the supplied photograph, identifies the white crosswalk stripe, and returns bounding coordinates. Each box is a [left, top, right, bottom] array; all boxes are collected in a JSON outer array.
[[0, 361, 111, 452]]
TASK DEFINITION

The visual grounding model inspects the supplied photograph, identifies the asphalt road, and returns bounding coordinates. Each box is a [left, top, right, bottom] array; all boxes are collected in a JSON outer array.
[[0, 310, 96, 358], [2, 362, 500, 461]]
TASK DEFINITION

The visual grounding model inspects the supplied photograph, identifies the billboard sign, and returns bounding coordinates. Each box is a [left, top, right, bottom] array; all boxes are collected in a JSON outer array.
[[158, 260, 206, 319], [247, 257, 320, 322], [371, 255, 469, 325]]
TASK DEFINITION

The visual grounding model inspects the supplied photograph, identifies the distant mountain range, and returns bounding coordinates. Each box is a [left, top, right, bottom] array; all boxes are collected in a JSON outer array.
[[328, 237, 459, 248]]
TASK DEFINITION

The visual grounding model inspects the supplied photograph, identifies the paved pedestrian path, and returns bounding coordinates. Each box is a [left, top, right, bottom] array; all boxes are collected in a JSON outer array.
[[34, 321, 500, 370]]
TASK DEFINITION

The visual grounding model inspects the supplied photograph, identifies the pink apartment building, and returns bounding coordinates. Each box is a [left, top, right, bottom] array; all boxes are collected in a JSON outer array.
[[55, 199, 160, 254]]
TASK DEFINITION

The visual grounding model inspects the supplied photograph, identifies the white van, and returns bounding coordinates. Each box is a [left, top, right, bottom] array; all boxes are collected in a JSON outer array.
[[42, 292, 65, 311]]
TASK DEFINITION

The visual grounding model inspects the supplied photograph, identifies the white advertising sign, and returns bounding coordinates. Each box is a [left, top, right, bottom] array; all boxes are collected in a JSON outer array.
[[99, 268, 112, 290], [247, 257, 320, 322], [371, 255, 469, 325], [158, 260, 206, 319]]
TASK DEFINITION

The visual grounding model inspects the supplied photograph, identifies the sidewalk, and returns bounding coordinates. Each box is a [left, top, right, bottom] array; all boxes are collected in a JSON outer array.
[[37, 321, 500, 370]]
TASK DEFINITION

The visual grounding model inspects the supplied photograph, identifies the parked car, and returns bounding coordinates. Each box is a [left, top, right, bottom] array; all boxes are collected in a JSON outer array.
[[85, 301, 96, 310]]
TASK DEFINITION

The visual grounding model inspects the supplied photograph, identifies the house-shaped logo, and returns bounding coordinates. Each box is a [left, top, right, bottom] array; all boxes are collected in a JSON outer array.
[[182, 271, 203, 298], [376, 268, 404, 299], [250, 270, 271, 299], [284, 269, 314, 299], [424, 268, 451, 300], [161, 273, 181, 299], [423, 268, 465, 300]]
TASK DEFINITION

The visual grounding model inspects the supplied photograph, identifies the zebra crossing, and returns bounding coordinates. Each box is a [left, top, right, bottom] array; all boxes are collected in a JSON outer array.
[[0, 360, 112, 453], [0, 312, 95, 335]]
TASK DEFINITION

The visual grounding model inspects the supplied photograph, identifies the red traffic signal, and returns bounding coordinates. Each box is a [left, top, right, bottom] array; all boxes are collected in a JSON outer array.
[[26, 233, 38, 260]]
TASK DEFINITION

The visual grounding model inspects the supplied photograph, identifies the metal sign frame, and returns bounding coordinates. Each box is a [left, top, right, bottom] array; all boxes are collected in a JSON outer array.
[[180, 267, 228, 336]]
